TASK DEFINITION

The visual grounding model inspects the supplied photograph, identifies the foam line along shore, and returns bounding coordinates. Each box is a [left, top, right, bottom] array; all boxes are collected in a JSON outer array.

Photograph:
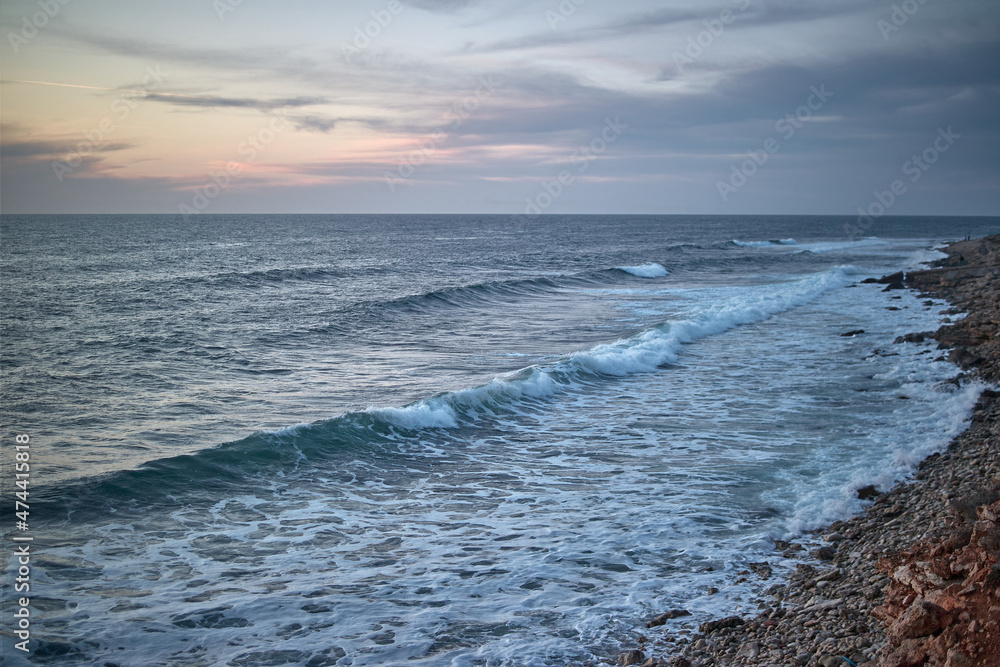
[[624, 234, 1000, 667]]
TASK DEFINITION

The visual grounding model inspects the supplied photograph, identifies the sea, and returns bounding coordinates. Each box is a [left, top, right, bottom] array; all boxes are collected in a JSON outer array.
[[1, 214, 998, 666]]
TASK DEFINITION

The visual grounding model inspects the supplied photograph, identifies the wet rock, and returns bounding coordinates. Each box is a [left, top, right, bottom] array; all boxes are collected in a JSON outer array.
[[841, 329, 866, 337], [698, 615, 744, 634], [894, 331, 933, 344], [879, 272, 906, 290], [748, 562, 773, 579], [646, 609, 691, 627], [617, 649, 645, 665], [948, 347, 984, 369], [857, 485, 881, 501], [812, 546, 837, 560]]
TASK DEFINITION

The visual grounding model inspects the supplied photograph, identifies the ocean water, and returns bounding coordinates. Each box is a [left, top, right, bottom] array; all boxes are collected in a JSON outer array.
[[1, 214, 998, 666]]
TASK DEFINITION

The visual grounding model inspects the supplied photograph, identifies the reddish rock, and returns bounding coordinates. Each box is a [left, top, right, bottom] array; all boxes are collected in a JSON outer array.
[[882, 638, 928, 667], [875, 497, 1000, 666], [888, 600, 946, 640], [944, 649, 974, 667]]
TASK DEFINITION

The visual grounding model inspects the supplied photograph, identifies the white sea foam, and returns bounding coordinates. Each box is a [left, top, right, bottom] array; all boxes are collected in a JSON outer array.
[[732, 238, 797, 247], [261, 422, 312, 436], [618, 262, 669, 277], [734, 237, 888, 254], [770, 284, 984, 536], [902, 247, 948, 270], [796, 237, 886, 253], [375, 401, 460, 429], [374, 266, 855, 429]]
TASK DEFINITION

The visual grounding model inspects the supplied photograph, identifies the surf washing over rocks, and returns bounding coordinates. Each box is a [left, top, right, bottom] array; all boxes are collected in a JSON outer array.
[[1, 214, 997, 665]]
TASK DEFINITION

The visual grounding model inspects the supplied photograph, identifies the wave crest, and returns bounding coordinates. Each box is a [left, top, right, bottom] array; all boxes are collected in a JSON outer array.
[[617, 262, 669, 278]]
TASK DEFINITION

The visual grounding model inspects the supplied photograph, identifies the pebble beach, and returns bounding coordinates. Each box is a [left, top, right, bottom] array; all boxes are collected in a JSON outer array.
[[618, 234, 1000, 667]]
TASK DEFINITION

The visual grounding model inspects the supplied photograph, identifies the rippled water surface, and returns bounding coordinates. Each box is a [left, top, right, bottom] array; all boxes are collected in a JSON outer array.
[[2, 214, 997, 665]]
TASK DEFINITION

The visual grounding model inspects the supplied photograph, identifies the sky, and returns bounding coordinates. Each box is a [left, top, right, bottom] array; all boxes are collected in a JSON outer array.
[[1, 0, 998, 216]]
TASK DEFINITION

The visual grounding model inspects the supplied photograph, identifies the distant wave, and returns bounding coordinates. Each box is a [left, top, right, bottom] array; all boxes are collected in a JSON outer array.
[[732, 237, 889, 254], [796, 237, 886, 254], [616, 262, 669, 278], [732, 238, 798, 247], [183, 266, 347, 287], [302, 266, 670, 331], [388, 275, 564, 310]]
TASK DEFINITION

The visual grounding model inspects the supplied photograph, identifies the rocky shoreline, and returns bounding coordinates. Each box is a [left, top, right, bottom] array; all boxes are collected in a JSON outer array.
[[615, 234, 1000, 667]]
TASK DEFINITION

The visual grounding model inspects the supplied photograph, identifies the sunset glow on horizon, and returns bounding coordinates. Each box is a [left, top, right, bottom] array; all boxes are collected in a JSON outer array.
[[1, 0, 997, 216]]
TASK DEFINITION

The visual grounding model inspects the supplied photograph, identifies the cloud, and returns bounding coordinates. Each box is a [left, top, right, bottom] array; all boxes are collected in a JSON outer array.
[[143, 93, 328, 111], [470, 1, 872, 54], [287, 115, 339, 133], [1, 127, 135, 161], [400, 0, 477, 12], [0, 136, 71, 158], [4, 0, 997, 215], [46, 27, 303, 74], [469, 7, 705, 53]]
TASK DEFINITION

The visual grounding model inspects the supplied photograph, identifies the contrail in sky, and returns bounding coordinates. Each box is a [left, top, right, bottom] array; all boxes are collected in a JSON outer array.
[[4, 79, 204, 99]]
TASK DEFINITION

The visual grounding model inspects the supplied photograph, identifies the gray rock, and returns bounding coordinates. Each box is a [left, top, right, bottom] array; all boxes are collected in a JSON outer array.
[[811, 546, 836, 560], [735, 641, 759, 658], [647, 609, 692, 627], [856, 485, 880, 501], [698, 616, 744, 634], [618, 649, 646, 666]]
